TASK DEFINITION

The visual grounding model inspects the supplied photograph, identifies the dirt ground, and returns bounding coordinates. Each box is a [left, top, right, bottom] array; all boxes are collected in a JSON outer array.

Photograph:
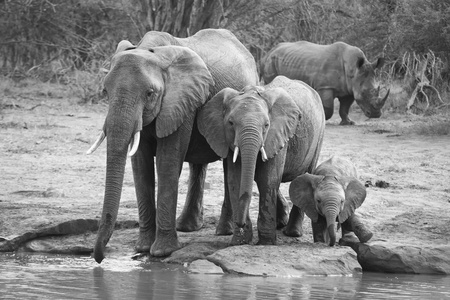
[[1, 80, 449, 259]]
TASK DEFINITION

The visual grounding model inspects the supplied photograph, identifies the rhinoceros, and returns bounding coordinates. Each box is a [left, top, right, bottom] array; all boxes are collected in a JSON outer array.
[[260, 41, 390, 125]]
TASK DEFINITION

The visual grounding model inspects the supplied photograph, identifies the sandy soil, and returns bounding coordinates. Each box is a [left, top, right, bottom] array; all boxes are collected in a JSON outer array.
[[1, 80, 449, 259]]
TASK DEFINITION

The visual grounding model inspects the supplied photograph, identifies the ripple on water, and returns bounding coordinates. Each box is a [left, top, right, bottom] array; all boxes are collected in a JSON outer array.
[[1, 253, 450, 299]]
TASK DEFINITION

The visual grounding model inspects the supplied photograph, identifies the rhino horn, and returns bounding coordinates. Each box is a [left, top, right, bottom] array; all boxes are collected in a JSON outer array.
[[377, 88, 390, 107]]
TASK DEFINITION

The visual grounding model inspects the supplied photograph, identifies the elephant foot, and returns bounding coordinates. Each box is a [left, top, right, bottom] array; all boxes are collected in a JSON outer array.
[[354, 225, 373, 243], [215, 219, 233, 236], [339, 119, 355, 125], [257, 231, 277, 245], [277, 217, 289, 230], [283, 225, 303, 237], [276, 190, 290, 229], [230, 224, 253, 245], [134, 229, 155, 253], [283, 205, 304, 237], [339, 232, 359, 246], [150, 229, 181, 257], [176, 214, 203, 232]]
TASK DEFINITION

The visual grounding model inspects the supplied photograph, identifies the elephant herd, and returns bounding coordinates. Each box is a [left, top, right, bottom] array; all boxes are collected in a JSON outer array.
[[87, 29, 382, 263]]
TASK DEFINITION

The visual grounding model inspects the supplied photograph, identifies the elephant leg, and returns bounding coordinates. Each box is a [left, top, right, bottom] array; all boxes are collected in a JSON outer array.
[[131, 135, 156, 253], [228, 156, 253, 245], [216, 160, 233, 235], [338, 96, 355, 125], [312, 215, 328, 243], [342, 214, 373, 243], [255, 154, 285, 245], [283, 205, 304, 237], [176, 163, 207, 232], [150, 120, 193, 257], [318, 89, 335, 120], [276, 190, 289, 229]]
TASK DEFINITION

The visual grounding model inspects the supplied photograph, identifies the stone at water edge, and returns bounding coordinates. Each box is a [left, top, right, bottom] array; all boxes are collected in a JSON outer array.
[[345, 241, 450, 274], [188, 259, 224, 274], [206, 243, 361, 277]]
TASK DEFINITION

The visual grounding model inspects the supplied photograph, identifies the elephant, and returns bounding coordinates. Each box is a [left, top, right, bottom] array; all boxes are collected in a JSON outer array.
[[260, 41, 390, 125], [86, 29, 259, 263], [197, 76, 325, 245], [289, 156, 373, 246]]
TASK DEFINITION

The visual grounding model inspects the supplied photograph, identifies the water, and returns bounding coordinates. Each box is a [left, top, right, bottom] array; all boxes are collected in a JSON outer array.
[[1, 253, 449, 299]]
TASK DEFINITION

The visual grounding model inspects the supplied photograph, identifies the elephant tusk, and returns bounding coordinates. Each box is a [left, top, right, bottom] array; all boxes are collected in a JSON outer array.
[[233, 146, 239, 163], [260, 146, 268, 162], [86, 131, 106, 155], [128, 131, 141, 157]]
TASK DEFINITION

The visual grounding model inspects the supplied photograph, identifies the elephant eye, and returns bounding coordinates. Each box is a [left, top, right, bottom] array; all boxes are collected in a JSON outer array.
[[146, 89, 154, 97], [102, 89, 108, 98], [228, 119, 234, 126]]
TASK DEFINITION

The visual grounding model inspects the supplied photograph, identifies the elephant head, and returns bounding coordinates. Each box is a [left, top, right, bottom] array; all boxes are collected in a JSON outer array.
[[87, 40, 214, 263], [349, 55, 390, 118], [289, 173, 366, 246], [198, 86, 300, 229]]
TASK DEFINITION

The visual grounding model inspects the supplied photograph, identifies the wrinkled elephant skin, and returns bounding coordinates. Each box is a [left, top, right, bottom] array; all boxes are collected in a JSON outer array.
[[87, 29, 259, 263], [289, 156, 373, 246], [198, 76, 325, 246], [260, 41, 390, 125]]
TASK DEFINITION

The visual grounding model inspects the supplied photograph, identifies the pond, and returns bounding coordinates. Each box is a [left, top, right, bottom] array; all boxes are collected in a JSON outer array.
[[1, 253, 449, 299]]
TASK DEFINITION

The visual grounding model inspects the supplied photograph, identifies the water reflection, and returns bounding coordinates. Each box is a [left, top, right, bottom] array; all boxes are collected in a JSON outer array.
[[1, 253, 449, 299]]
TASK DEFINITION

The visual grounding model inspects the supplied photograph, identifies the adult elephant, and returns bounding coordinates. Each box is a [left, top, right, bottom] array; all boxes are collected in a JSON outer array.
[[260, 41, 390, 125], [86, 29, 258, 263], [198, 76, 325, 245]]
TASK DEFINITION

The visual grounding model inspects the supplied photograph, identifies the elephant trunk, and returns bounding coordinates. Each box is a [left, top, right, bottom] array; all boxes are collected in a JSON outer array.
[[94, 148, 127, 263], [93, 100, 140, 263], [324, 204, 339, 247], [235, 128, 260, 228]]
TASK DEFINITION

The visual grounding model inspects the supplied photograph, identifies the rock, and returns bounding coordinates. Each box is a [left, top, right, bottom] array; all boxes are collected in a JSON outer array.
[[0, 219, 99, 252], [342, 240, 450, 274], [207, 243, 361, 277], [163, 242, 227, 264], [24, 239, 93, 255], [188, 259, 224, 274]]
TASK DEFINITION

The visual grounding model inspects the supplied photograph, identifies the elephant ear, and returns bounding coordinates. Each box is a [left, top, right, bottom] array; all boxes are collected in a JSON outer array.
[[261, 87, 301, 159], [152, 46, 215, 138], [198, 88, 239, 158], [338, 176, 367, 223], [289, 173, 324, 222]]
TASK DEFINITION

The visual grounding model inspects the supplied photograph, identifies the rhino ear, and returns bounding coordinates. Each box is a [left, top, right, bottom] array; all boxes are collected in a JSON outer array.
[[338, 176, 367, 223], [289, 173, 324, 222], [115, 40, 135, 54], [356, 56, 365, 69], [373, 56, 385, 69]]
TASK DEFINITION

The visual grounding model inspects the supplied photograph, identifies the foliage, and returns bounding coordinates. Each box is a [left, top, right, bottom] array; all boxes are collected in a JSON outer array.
[[0, 0, 449, 109]]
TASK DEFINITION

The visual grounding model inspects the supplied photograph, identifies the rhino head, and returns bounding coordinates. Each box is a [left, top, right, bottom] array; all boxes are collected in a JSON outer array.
[[351, 56, 390, 118]]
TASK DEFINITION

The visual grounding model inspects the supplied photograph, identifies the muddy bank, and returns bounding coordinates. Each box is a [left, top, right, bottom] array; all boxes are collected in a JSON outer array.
[[1, 91, 450, 275]]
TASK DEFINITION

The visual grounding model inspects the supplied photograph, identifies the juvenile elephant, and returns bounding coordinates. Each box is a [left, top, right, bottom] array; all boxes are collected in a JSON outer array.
[[260, 41, 390, 125], [289, 156, 373, 246], [86, 29, 258, 263], [198, 76, 325, 245]]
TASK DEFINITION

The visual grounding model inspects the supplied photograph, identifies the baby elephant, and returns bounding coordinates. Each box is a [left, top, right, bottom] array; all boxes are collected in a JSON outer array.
[[289, 156, 373, 246]]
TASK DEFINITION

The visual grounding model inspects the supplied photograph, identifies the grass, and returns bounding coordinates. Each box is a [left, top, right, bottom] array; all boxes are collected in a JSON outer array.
[[411, 118, 450, 135]]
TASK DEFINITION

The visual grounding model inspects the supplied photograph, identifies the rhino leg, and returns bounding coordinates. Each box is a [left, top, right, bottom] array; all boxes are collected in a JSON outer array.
[[318, 89, 335, 120], [338, 96, 355, 125]]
